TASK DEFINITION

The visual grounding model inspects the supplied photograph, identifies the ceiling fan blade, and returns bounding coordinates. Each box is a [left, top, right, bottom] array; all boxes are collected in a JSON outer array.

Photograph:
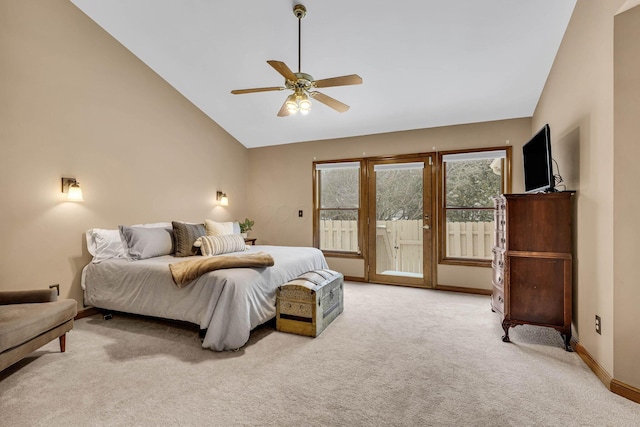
[[314, 74, 363, 88], [267, 60, 298, 82], [231, 86, 284, 94], [277, 99, 291, 117], [309, 91, 350, 113]]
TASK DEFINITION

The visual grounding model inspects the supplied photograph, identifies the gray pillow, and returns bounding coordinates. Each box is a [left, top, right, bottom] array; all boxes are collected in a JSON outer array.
[[119, 225, 174, 260], [172, 222, 205, 257]]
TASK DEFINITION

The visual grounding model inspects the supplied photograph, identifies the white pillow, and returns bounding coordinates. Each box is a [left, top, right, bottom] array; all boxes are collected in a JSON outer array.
[[86, 222, 171, 263], [86, 229, 127, 263], [205, 219, 240, 236], [195, 234, 247, 256]]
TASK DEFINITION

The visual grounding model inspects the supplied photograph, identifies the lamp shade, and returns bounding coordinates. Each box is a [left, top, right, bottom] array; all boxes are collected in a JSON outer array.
[[67, 182, 84, 201], [216, 190, 229, 206], [299, 94, 312, 114], [286, 94, 298, 114]]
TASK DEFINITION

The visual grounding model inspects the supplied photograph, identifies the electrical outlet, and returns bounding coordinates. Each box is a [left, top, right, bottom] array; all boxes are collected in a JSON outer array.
[[595, 315, 601, 335]]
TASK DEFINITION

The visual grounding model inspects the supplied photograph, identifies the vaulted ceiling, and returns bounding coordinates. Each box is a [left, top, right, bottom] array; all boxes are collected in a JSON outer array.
[[70, 0, 576, 148]]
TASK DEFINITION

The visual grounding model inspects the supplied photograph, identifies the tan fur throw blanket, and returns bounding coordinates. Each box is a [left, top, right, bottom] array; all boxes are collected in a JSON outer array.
[[169, 252, 275, 288]]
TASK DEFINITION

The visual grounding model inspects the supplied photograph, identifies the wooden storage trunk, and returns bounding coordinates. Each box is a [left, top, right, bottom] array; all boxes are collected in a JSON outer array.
[[276, 269, 344, 337]]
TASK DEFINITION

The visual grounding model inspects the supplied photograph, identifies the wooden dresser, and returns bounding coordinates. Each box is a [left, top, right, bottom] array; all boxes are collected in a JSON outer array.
[[491, 192, 574, 351]]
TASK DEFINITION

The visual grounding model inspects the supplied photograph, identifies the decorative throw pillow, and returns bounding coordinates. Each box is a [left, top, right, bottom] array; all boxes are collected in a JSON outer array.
[[205, 219, 235, 236], [172, 222, 205, 257], [195, 234, 247, 256], [86, 228, 128, 263], [119, 225, 174, 260]]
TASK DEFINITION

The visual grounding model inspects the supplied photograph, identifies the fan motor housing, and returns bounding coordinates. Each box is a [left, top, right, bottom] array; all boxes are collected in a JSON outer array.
[[286, 72, 314, 90]]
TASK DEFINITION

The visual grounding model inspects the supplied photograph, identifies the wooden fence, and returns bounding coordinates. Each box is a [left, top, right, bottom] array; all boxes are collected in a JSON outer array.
[[445, 221, 493, 260], [375, 220, 423, 274], [318, 220, 359, 253], [319, 220, 493, 274]]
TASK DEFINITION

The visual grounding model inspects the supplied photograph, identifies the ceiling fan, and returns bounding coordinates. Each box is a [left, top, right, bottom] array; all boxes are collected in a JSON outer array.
[[230, 4, 363, 117]]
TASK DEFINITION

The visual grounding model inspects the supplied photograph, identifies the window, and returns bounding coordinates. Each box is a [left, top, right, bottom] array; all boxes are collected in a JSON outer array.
[[439, 148, 511, 265], [314, 161, 362, 255]]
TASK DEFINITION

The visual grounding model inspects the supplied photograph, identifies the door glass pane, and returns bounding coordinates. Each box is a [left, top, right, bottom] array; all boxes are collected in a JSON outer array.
[[375, 166, 423, 277]]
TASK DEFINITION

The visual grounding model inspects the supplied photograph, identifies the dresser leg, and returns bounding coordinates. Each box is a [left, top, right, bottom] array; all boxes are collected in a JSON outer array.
[[501, 320, 511, 343], [561, 332, 573, 352]]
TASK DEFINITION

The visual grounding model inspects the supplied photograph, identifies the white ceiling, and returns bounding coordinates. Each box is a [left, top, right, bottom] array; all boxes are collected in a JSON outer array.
[[70, 0, 576, 149]]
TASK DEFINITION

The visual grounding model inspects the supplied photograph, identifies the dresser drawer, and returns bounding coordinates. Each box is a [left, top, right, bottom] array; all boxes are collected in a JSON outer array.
[[494, 230, 507, 249], [492, 265, 504, 289], [493, 197, 506, 215], [492, 286, 505, 314], [495, 214, 507, 234], [492, 247, 505, 270]]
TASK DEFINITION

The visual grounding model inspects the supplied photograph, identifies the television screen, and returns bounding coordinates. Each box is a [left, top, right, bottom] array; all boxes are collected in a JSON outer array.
[[523, 124, 554, 193]]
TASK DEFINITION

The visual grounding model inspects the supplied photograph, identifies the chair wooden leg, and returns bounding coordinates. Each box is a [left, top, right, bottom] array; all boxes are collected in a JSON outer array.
[[59, 334, 66, 353]]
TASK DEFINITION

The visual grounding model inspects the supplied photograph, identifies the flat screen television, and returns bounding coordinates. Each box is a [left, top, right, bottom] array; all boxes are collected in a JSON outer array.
[[523, 124, 555, 193]]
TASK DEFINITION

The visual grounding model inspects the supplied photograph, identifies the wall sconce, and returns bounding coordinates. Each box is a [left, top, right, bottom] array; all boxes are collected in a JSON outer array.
[[61, 178, 84, 201], [216, 191, 229, 206]]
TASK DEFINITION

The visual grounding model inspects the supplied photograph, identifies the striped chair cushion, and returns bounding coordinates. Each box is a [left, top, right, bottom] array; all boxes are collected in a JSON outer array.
[[195, 234, 246, 256]]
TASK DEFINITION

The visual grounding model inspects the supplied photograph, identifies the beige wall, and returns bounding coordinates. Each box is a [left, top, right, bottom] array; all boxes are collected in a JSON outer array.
[[613, 4, 640, 390], [532, 0, 640, 393], [619, 0, 640, 12], [0, 0, 248, 308], [247, 118, 531, 289]]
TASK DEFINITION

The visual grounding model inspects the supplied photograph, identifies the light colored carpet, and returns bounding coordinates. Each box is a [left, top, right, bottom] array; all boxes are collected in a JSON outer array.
[[1, 282, 639, 426]]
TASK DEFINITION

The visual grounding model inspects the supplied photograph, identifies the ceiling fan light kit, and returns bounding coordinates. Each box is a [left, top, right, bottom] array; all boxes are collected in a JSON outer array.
[[231, 4, 362, 117], [286, 91, 312, 115]]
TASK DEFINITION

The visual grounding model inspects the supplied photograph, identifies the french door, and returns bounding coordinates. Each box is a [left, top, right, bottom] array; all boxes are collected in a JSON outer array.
[[367, 155, 434, 288]]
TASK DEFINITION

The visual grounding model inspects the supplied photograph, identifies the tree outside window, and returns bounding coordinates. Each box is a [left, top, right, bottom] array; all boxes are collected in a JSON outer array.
[[375, 168, 423, 221]]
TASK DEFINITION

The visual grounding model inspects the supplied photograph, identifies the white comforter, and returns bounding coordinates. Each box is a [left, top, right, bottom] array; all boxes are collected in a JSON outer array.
[[81, 245, 328, 350]]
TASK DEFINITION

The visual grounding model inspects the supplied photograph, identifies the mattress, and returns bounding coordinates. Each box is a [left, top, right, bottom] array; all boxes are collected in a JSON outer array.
[[81, 245, 328, 350]]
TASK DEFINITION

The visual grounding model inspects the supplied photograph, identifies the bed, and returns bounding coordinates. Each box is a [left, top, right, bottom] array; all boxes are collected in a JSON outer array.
[[81, 245, 328, 351]]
